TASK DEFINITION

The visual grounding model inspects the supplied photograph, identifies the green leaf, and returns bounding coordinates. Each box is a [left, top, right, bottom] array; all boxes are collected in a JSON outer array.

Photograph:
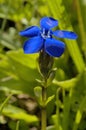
[[0, 93, 13, 113], [0, 87, 22, 95], [52, 115, 62, 130], [0, 49, 40, 95], [46, 95, 55, 105], [53, 77, 77, 89], [7, 49, 39, 69], [47, 68, 57, 86], [1, 104, 38, 124], [0, 36, 16, 50], [47, 0, 85, 73], [73, 96, 86, 130], [34, 86, 42, 98], [46, 126, 55, 130], [9, 120, 29, 130], [71, 69, 86, 109], [0, 27, 21, 50], [34, 86, 42, 106]]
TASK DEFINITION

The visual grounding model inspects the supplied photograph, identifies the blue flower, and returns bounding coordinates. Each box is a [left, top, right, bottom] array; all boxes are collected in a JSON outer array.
[[19, 17, 78, 57]]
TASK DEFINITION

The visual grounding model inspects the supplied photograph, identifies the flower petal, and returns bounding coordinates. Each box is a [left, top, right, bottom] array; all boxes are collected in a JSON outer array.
[[53, 30, 78, 39], [23, 36, 43, 54], [45, 38, 65, 57], [19, 26, 40, 37], [40, 17, 58, 30]]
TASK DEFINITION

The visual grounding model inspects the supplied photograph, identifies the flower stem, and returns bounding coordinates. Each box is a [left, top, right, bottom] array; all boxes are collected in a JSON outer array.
[[38, 51, 54, 130], [16, 121, 20, 130], [56, 88, 60, 130], [0, 93, 13, 113], [41, 86, 47, 130], [75, 0, 86, 55], [0, 0, 10, 33]]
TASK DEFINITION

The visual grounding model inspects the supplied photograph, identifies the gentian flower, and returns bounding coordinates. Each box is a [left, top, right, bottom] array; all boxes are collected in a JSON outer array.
[[19, 17, 78, 57]]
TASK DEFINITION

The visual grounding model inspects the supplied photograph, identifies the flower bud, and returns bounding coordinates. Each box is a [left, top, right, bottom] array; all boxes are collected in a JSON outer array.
[[38, 50, 54, 78]]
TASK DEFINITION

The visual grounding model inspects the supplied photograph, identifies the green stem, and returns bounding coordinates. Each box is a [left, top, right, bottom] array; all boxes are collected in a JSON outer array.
[[0, 93, 13, 113], [72, 96, 86, 130], [38, 51, 53, 130], [56, 88, 60, 130], [62, 88, 72, 130], [1, 18, 7, 33], [41, 86, 47, 130], [0, 0, 10, 33], [75, 0, 86, 52], [16, 121, 20, 130]]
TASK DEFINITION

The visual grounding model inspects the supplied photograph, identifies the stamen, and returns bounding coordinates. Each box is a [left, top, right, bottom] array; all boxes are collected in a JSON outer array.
[[47, 31, 50, 38], [41, 28, 51, 39], [43, 28, 45, 35]]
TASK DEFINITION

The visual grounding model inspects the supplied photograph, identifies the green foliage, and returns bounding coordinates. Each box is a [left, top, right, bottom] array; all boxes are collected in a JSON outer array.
[[0, 0, 86, 129], [47, 126, 55, 130], [47, 0, 85, 73], [1, 104, 38, 124], [0, 49, 40, 94]]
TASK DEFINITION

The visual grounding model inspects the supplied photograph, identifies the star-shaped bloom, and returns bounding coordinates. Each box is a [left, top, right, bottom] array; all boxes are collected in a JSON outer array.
[[19, 17, 78, 57]]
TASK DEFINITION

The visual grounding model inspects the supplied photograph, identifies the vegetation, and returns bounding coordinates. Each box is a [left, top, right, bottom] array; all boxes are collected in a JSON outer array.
[[0, 0, 86, 130]]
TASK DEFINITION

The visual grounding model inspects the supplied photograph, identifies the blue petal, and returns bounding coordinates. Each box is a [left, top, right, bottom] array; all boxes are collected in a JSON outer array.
[[53, 30, 78, 39], [40, 17, 58, 30], [45, 38, 65, 57], [23, 36, 43, 54], [19, 26, 40, 37]]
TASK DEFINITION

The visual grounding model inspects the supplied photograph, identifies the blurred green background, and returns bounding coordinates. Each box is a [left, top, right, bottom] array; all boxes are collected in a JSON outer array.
[[0, 0, 86, 130]]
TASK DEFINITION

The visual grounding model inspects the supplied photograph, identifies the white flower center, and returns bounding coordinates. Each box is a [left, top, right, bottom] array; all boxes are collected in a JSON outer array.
[[41, 28, 51, 39]]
